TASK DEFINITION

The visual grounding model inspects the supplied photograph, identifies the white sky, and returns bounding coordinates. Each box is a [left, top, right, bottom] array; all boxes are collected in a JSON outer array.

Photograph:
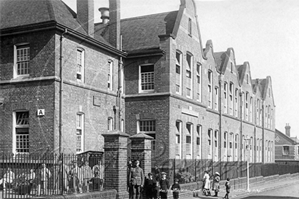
[[63, 0, 299, 138]]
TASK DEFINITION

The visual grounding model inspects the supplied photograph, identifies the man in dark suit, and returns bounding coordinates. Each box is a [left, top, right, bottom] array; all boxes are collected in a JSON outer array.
[[128, 160, 145, 199]]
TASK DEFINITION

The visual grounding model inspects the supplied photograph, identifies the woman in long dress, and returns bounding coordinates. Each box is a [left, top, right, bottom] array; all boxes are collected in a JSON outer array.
[[202, 171, 210, 196]]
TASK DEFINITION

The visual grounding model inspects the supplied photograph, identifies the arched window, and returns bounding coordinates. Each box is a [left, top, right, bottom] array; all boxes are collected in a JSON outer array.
[[229, 83, 234, 115], [249, 97, 253, 122], [214, 130, 218, 161], [235, 89, 239, 117], [245, 92, 249, 121], [175, 121, 182, 159], [224, 82, 228, 114], [208, 71, 213, 108], [196, 125, 202, 159], [208, 129, 213, 159]]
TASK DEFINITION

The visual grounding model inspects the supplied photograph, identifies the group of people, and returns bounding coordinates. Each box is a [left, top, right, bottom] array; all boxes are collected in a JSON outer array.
[[127, 160, 181, 199], [0, 159, 104, 196], [202, 170, 231, 199]]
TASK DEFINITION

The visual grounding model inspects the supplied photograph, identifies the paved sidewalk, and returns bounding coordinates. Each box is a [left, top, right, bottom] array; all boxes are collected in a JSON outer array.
[[176, 174, 299, 199]]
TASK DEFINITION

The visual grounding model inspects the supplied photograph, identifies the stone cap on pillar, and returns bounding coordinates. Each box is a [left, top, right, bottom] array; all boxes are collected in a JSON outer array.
[[102, 130, 130, 138], [130, 133, 154, 140]]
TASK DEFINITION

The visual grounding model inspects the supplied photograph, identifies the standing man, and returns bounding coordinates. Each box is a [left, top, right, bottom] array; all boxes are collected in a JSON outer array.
[[128, 160, 145, 199], [37, 163, 51, 195]]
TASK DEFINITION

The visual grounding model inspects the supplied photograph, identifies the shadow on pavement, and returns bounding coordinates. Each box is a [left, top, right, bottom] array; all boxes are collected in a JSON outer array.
[[243, 196, 298, 199]]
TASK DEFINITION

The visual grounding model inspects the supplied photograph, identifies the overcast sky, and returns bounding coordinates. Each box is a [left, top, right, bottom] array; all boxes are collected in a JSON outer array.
[[63, 0, 299, 138]]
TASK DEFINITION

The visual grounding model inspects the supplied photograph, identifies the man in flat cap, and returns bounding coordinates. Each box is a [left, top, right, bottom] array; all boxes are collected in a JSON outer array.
[[128, 160, 145, 199]]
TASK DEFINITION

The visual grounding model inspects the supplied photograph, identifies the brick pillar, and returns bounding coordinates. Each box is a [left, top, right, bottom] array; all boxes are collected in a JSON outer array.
[[130, 133, 153, 177], [103, 130, 129, 199]]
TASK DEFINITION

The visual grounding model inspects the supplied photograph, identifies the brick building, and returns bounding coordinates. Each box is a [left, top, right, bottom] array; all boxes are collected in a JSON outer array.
[[0, 0, 125, 154], [275, 124, 299, 160], [0, 0, 276, 165]]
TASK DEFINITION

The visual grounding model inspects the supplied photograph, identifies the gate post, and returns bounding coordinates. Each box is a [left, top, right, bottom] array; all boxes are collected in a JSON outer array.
[[103, 130, 129, 199], [130, 133, 153, 177]]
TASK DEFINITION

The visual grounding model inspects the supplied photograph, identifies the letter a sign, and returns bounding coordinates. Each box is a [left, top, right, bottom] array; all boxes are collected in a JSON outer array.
[[37, 109, 45, 116]]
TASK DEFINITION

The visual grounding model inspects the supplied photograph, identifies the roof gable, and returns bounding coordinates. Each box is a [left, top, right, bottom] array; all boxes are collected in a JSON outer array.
[[275, 129, 298, 145]]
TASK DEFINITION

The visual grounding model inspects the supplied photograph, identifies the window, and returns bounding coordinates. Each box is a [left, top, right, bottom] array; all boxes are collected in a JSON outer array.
[[208, 70, 212, 108], [224, 82, 228, 114], [77, 48, 84, 81], [186, 53, 193, 98], [235, 89, 238, 117], [224, 132, 228, 160], [188, 18, 192, 36], [224, 132, 227, 148], [140, 64, 154, 92], [139, 120, 156, 151], [215, 87, 219, 111], [256, 99, 260, 125], [176, 121, 182, 159], [249, 97, 253, 122], [214, 130, 218, 161], [108, 117, 113, 131], [234, 134, 239, 161], [14, 111, 29, 153], [108, 61, 113, 90], [15, 44, 30, 77], [208, 129, 212, 158], [76, 113, 84, 153], [121, 119, 124, 132], [229, 83, 233, 115], [245, 92, 249, 121], [139, 120, 156, 132], [196, 63, 202, 101], [186, 123, 192, 158], [241, 92, 244, 120], [176, 51, 182, 94], [196, 125, 202, 159]]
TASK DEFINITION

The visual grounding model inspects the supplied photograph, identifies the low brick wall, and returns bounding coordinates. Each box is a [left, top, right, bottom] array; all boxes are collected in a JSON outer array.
[[41, 190, 117, 199]]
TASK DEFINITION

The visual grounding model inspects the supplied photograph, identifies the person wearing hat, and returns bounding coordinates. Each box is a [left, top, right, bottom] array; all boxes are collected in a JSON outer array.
[[213, 172, 220, 197], [171, 178, 181, 199], [144, 173, 156, 199], [128, 160, 145, 199], [159, 172, 169, 199]]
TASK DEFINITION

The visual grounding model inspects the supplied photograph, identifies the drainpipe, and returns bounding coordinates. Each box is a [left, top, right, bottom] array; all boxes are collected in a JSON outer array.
[[218, 74, 223, 175], [59, 29, 68, 154]]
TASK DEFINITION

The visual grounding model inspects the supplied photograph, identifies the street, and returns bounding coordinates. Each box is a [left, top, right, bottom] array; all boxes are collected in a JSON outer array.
[[242, 183, 299, 199]]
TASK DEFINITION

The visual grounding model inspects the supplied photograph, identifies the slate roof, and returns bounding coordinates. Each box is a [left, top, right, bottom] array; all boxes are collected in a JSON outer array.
[[0, 0, 109, 45], [95, 11, 178, 52], [213, 51, 226, 71]]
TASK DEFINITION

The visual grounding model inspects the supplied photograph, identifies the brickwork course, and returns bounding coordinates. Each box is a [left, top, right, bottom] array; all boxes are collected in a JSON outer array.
[[0, 0, 276, 175]]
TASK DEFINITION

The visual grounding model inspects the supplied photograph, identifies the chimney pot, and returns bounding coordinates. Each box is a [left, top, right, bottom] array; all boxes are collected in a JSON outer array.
[[99, 7, 109, 24], [285, 124, 291, 137]]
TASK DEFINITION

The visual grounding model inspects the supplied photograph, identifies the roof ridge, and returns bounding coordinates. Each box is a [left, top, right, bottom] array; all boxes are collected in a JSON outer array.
[[46, 0, 56, 22], [121, 10, 177, 21]]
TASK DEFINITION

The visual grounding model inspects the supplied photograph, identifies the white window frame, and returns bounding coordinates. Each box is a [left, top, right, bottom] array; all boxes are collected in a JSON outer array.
[[14, 44, 30, 78], [186, 53, 193, 98], [175, 121, 182, 159], [108, 60, 113, 90], [249, 97, 253, 122], [139, 64, 154, 93], [245, 92, 249, 121], [185, 123, 193, 159], [208, 70, 212, 108], [76, 113, 84, 153], [234, 134, 239, 161], [76, 48, 85, 82], [235, 89, 238, 117], [108, 117, 113, 131], [188, 18, 192, 36], [175, 51, 182, 95], [196, 63, 202, 102], [196, 125, 202, 159], [214, 130, 218, 161], [215, 87, 219, 111], [224, 132, 228, 161], [224, 82, 228, 114], [208, 129, 212, 159], [13, 111, 30, 154], [229, 83, 233, 115]]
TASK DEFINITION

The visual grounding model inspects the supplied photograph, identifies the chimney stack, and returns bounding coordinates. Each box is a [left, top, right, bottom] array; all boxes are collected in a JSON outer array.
[[108, 0, 120, 49], [77, 0, 94, 37], [285, 123, 291, 137], [99, 7, 109, 24]]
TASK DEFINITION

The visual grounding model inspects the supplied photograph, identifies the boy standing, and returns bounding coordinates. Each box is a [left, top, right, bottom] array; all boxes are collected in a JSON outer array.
[[224, 178, 231, 199], [171, 178, 181, 199], [159, 172, 169, 199]]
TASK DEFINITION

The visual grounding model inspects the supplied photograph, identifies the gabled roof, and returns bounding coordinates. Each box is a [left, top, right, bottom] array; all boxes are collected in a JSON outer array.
[[95, 11, 178, 52], [0, 0, 110, 45], [275, 129, 299, 145], [213, 51, 226, 72]]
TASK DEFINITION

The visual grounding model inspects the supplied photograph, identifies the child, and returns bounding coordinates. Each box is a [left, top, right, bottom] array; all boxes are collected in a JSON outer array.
[[144, 173, 156, 199], [171, 178, 181, 199], [224, 178, 231, 199], [159, 172, 169, 199]]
